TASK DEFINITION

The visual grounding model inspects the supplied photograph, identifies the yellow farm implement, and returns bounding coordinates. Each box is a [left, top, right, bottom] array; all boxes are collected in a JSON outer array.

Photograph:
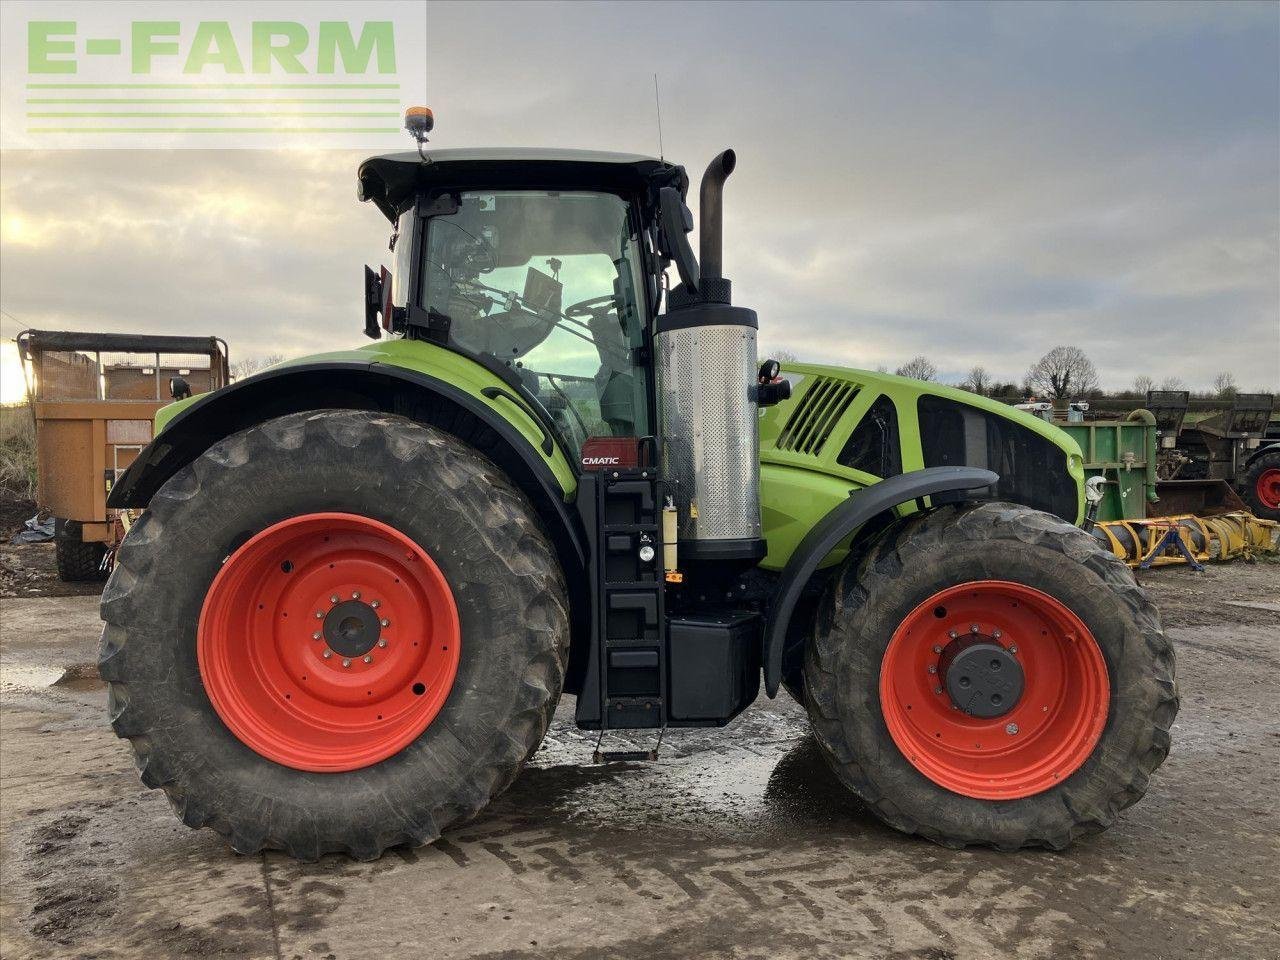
[[1089, 512, 1279, 570]]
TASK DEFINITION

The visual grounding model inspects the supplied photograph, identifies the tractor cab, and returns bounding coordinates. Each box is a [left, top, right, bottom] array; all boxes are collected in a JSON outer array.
[[357, 149, 689, 460]]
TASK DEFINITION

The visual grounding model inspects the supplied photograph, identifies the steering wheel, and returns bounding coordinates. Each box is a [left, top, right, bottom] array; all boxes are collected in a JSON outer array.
[[564, 295, 617, 321], [458, 237, 496, 276]]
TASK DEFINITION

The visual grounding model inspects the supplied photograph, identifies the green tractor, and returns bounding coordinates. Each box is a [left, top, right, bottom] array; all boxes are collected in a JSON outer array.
[[100, 119, 1176, 860]]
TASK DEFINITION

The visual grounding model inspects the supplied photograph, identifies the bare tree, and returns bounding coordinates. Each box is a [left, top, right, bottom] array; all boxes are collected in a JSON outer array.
[[1212, 371, 1238, 399], [1133, 374, 1155, 396], [1159, 376, 1186, 392], [895, 355, 937, 381], [767, 348, 799, 364], [1024, 346, 1099, 402], [964, 365, 991, 395], [231, 353, 285, 381]]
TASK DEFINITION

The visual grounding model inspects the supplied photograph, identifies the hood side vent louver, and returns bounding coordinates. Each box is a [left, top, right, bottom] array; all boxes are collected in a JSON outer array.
[[775, 376, 858, 456]]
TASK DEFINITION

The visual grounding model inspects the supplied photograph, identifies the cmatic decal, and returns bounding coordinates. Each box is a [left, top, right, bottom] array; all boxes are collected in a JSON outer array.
[[579, 437, 640, 471]]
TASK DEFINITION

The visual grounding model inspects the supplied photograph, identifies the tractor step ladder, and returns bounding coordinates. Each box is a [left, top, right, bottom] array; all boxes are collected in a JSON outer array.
[[574, 469, 668, 739], [591, 725, 666, 763]]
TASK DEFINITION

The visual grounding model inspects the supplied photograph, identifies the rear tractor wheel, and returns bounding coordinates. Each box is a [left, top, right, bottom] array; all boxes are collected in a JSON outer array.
[[99, 410, 569, 860], [803, 501, 1177, 850]]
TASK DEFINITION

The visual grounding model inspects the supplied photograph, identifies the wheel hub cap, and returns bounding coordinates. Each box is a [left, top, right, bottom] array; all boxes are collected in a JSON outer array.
[[940, 637, 1024, 718], [323, 599, 383, 658]]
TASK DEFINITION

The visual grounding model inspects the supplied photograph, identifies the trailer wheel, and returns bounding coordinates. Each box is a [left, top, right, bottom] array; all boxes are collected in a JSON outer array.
[[55, 538, 107, 582], [803, 501, 1177, 850], [1242, 448, 1280, 521], [99, 410, 569, 860]]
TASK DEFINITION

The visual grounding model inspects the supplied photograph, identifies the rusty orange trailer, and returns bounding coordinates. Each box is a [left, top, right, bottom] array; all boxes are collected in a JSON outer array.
[[17, 330, 229, 580]]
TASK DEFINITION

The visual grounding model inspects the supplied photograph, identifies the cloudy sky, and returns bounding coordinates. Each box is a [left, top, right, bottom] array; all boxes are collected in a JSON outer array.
[[2, 0, 1277, 400]]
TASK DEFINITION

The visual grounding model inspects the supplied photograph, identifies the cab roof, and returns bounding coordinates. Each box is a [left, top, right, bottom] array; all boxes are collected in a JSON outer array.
[[357, 148, 687, 222]]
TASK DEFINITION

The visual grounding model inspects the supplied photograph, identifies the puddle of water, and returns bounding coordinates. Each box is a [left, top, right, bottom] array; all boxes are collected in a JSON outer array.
[[0, 663, 68, 691], [508, 706, 879, 844], [0, 662, 103, 693]]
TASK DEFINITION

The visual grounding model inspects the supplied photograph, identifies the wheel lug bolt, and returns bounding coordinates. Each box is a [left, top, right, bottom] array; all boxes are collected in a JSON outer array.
[[970, 623, 980, 633], [312, 632, 321, 640], [342, 658, 351, 668], [1006, 723, 1019, 735], [948, 630, 958, 639], [932, 645, 942, 654], [1009, 645, 1018, 654], [927, 665, 937, 674], [934, 686, 944, 695], [315, 611, 324, 619], [993, 629, 1002, 639], [330, 595, 339, 604], [380, 619, 389, 627], [363, 655, 373, 664], [322, 650, 332, 659], [371, 600, 381, 609], [377, 639, 387, 648], [353, 591, 361, 599]]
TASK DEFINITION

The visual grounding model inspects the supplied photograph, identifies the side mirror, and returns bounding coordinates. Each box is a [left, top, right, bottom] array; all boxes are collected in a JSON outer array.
[[364, 265, 397, 339], [363, 265, 384, 339], [169, 376, 192, 400], [657, 187, 699, 294]]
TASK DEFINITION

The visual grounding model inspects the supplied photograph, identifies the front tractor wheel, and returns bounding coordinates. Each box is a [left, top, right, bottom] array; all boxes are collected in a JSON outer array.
[[803, 502, 1177, 850], [99, 410, 569, 860]]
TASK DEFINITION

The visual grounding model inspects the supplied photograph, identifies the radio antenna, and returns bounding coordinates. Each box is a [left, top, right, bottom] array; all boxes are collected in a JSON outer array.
[[653, 73, 665, 160]]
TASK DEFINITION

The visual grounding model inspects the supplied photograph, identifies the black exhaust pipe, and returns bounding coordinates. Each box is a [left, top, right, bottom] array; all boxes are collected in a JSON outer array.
[[699, 149, 736, 281]]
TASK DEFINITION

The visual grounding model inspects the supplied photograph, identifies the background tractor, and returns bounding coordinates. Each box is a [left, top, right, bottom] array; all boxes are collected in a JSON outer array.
[[1145, 389, 1279, 521], [100, 123, 1176, 860]]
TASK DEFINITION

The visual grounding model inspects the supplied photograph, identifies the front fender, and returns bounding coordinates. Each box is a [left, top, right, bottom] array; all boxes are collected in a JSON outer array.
[[762, 466, 998, 697]]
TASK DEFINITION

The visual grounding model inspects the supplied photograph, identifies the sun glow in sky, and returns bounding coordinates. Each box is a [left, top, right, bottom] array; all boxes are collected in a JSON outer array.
[[1, 343, 29, 404]]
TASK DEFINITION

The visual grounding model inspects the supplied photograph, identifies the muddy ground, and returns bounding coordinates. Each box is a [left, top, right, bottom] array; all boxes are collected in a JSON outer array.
[[0, 539, 1277, 960], [0, 499, 102, 600]]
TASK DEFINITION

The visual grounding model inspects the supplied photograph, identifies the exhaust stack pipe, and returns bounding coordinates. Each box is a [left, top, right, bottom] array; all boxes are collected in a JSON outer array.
[[657, 147, 764, 567], [698, 149, 736, 281]]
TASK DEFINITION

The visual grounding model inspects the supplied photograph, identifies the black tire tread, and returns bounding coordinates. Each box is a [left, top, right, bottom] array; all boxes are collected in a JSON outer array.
[[56, 538, 107, 582]]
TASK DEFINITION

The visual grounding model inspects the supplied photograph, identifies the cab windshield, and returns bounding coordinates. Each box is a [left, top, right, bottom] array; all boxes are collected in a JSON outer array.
[[420, 190, 649, 456]]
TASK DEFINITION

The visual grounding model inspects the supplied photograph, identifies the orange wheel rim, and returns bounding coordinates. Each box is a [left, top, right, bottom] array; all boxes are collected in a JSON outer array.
[[198, 513, 461, 772], [1257, 468, 1280, 510], [879, 580, 1109, 800]]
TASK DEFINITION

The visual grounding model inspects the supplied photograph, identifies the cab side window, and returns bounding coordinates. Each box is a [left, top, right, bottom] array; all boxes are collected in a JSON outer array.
[[838, 394, 902, 478]]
